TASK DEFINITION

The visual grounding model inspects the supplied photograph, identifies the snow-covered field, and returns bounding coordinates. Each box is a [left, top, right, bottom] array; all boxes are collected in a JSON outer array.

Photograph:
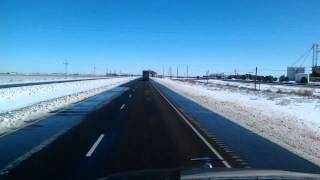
[[197, 79, 320, 97], [153, 78, 320, 167], [0, 74, 106, 85], [0, 77, 136, 134]]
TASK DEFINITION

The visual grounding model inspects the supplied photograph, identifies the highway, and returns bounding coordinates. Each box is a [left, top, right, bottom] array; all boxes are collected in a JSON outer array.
[[1, 78, 320, 179]]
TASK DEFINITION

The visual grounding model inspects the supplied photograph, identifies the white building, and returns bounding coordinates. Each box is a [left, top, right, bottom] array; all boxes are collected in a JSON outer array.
[[287, 67, 305, 81]]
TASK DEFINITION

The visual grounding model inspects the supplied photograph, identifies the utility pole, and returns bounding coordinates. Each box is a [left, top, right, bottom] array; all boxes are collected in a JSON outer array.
[[254, 66, 258, 90], [186, 65, 189, 80], [169, 67, 172, 79], [206, 70, 210, 83], [63, 60, 69, 78], [176, 67, 179, 79], [162, 67, 164, 78], [317, 44, 319, 66], [312, 44, 315, 67], [312, 43, 319, 67], [93, 65, 96, 76]]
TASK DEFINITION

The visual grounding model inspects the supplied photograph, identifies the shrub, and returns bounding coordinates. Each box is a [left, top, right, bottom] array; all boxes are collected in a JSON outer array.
[[300, 77, 308, 84], [279, 75, 288, 82], [296, 89, 313, 96], [264, 89, 272, 93]]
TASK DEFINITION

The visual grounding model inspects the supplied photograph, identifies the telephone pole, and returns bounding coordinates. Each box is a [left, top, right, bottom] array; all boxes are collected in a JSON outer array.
[[63, 60, 69, 78], [312, 43, 319, 67], [162, 66, 164, 78], [176, 67, 179, 79], [93, 65, 96, 76], [254, 66, 258, 90], [186, 65, 189, 80]]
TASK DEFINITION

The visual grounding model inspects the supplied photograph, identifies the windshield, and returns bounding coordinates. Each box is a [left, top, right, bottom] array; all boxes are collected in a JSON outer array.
[[0, 0, 320, 179]]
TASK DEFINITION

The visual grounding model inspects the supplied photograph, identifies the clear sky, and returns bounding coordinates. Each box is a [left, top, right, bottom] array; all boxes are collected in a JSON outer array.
[[1, 0, 319, 76]]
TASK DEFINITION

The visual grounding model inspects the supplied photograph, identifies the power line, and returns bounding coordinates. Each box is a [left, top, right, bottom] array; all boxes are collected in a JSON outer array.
[[291, 46, 313, 67], [300, 51, 312, 67]]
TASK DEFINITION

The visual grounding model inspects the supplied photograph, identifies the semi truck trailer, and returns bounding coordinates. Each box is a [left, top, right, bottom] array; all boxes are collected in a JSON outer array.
[[142, 71, 149, 81]]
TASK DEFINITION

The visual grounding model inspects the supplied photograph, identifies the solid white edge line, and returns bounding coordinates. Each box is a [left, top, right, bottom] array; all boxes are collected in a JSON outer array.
[[152, 82, 232, 168], [85, 134, 105, 157], [120, 104, 126, 110]]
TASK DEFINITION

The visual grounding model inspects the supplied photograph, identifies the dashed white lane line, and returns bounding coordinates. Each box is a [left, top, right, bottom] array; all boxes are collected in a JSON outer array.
[[129, 94, 132, 98], [120, 104, 126, 110], [86, 134, 104, 157]]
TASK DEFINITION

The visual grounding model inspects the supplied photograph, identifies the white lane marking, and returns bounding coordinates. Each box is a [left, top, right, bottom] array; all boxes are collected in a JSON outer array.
[[129, 94, 132, 98], [153, 84, 232, 168], [0, 126, 72, 175], [120, 104, 126, 110], [0, 88, 130, 175], [86, 134, 104, 157]]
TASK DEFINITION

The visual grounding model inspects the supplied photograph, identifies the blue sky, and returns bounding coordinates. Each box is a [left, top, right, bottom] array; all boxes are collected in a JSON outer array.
[[1, 0, 319, 76]]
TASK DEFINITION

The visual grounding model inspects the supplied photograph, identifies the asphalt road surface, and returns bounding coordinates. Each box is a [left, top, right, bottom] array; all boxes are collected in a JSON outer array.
[[2, 79, 243, 179]]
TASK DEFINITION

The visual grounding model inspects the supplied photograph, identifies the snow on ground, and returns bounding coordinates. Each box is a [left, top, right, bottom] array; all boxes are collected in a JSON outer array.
[[153, 78, 320, 167], [0, 74, 107, 85], [0, 77, 136, 134], [197, 79, 320, 97]]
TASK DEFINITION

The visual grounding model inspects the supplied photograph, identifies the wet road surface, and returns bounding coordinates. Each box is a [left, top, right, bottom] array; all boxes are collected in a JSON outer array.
[[1, 79, 319, 179]]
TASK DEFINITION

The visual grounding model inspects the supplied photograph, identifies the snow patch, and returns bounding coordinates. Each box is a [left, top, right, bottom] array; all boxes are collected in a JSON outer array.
[[0, 74, 106, 85], [0, 77, 136, 134]]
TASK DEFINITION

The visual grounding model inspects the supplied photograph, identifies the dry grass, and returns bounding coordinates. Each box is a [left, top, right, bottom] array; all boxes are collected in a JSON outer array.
[[295, 89, 314, 97], [276, 89, 282, 94], [263, 89, 272, 93], [277, 99, 291, 106]]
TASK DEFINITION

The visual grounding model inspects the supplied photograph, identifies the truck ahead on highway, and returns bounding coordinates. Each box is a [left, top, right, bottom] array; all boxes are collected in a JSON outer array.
[[142, 70, 149, 81]]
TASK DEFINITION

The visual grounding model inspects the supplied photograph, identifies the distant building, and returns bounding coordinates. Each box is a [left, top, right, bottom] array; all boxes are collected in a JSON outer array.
[[287, 67, 305, 81], [295, 73, 309, 83], [208, 73, 226, 79]]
